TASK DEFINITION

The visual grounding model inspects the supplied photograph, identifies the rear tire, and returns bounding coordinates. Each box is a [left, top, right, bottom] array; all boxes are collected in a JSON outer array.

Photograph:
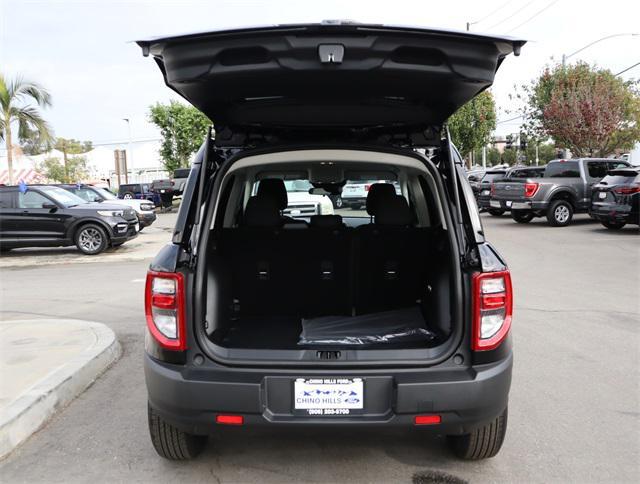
[[602, 221, 626, 230], [488, 209, 505, 216], [448, 407, 508, 460], [122, 192, 134, 200], [546, 200, 573, 227], [75, 224, 108, 255], [511, 210, 534, 224], [148, 404, 207, 460]]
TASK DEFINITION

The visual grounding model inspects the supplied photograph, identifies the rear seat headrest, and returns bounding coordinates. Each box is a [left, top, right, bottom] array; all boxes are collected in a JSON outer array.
[[375, 195, 412, 226], [310, 215, 344, 229], [243, 196, 282, 228], [366, 183, 397, 215], [257, 178, 288, 210]]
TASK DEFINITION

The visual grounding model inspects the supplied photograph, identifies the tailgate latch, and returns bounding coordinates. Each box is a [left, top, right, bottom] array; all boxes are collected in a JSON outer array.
[[319, 44, 344, 64]]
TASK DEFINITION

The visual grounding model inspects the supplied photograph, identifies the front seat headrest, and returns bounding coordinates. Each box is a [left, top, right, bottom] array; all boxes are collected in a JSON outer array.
[[257, 178, 288, 210], [375, 195, 412, 226], [366, 183, 397, 215], [243, 196, 281, 228]]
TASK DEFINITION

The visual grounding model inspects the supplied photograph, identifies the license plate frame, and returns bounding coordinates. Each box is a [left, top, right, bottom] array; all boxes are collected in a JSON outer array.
[[293, 378, 364, 416]]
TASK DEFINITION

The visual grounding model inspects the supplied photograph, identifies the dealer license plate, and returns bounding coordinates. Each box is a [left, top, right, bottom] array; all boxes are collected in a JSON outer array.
[[293, 378, 364, 416], [598, 192, 606, 199], [506, 201, 512, 207], [490, 200, 501, 208]]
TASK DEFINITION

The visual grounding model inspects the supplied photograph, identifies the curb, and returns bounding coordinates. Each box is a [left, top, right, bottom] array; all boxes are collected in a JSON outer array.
[[0, 320, 122, 459]]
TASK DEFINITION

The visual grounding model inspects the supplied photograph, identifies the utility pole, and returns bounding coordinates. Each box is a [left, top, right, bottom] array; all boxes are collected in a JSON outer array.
[[123, 118, 132, 182], [61, 139, 69, 182], [482, 146, 487, 169], [535, 143, 539, 166]]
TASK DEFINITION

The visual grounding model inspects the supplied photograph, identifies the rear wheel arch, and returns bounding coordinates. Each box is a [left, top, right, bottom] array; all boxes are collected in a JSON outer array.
[[548, 190, 577, 208]]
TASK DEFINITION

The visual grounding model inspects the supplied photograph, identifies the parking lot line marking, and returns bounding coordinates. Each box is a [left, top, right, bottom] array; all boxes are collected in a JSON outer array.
[[131, 278, 145, 283]]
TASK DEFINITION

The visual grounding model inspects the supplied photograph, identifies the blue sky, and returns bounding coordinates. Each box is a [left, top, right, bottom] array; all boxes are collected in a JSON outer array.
[[1, 0, 639, 148]]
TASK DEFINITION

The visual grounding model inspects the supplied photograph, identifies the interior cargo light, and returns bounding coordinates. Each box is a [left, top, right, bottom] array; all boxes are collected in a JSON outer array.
[[472, 271, 513, 351]]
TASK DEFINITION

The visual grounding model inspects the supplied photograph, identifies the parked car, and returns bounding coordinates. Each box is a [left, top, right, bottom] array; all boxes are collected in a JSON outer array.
[[58, 184, 156, 228], [491, 158, 630, 226], [138, 23, 521, 461], [172, 168, 191, 196], [0, 185, 138, 254], [590, 166, 640, 229], [280, 179, 334, 217], [487, 166, 545, 215], [150, 179, 176, 211], [118, 183, 161, 206], [475, 170, 508, 215], [342, 180, 401, 209]]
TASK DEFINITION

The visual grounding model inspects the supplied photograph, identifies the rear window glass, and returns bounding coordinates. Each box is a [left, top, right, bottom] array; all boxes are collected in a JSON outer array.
[[587, 162, 610, 179], [545, 162, 580, 178], [510, 169, 544, 178], [601, 174, 639, 185], [481, 172, 506, 182], [173, 168, 191, 178]]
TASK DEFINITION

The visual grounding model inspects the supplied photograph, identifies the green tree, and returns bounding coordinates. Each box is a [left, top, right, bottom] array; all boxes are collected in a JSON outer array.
[[20, 127, 53, 155], [522, 62, 640, 157], [148, 101, 211, 172], [0, 73, 53, 184], [53, 138, 93, 182], [38, 155, 88, 183], [525, 140, 557, 165], [448, 91, 497, 166]]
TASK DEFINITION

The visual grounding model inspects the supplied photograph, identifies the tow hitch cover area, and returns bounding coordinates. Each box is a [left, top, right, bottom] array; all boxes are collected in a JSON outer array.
[[138, 23, 524, 133]]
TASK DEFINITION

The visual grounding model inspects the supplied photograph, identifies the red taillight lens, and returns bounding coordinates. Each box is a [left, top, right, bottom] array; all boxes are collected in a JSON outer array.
[[414, 415, 441, 425], [364, 184, 372, 192], [613, 184, 640, 195], [216, 414, 244, 425], [145, 271, 186, 351], [472, 271, 513, 351], [524, 182, 539, 198]]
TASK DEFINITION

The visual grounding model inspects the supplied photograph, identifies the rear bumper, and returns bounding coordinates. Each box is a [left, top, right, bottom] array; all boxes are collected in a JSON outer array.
[[590, 205, 636, 224], [145, 352, 512, 436], [138, 212, 157, 227], [342, 197, 366, 207], [493, 199, 548, 211]]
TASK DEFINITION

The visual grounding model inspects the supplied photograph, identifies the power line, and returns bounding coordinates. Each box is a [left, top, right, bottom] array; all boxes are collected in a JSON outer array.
[[468, 0, 513, 29], [506, 0, 559, 33], [615, 61, 640, 76], [485, 0, 536, 30], [496, 115, 523, 125]]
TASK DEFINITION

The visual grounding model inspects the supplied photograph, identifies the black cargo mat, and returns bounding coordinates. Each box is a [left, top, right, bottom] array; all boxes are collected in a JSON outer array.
[[216, 316, 302, 349]]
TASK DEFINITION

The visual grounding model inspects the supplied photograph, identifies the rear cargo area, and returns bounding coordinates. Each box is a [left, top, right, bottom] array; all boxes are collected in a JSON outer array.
[[205, 220, 454, 352]]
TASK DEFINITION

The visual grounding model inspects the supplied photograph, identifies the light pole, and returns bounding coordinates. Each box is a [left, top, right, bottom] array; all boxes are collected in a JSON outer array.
[[122, 118, 132, 183], [562, 33, 639, 67]]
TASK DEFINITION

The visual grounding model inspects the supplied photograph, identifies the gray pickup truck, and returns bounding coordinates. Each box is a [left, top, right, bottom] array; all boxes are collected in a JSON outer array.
[[491, 158, 629, 226]]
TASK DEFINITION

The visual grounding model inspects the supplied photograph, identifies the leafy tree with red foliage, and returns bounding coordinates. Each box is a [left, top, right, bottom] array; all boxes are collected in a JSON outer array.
[[523, 63, 640, 157]]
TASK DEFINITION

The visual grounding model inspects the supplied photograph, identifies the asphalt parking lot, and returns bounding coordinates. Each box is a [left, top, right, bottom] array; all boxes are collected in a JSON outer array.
[[0, 212, 638, 483]]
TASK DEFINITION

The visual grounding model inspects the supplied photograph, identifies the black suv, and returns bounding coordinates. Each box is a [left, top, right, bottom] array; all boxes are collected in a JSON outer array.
[[590, 166, 640, 229], [139, 24, 522, 461], [0, 185, 139, 254]]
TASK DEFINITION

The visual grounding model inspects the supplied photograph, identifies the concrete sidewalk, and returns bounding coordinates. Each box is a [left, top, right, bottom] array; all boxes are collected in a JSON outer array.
[[0, 319, 121, 459]]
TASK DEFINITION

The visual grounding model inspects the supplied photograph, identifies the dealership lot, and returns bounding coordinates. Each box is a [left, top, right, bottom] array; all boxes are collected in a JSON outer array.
[[0, 213, 638, 483]]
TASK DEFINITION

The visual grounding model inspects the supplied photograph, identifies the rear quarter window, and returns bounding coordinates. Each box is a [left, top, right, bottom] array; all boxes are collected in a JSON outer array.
[[0, 191, 14, 208]]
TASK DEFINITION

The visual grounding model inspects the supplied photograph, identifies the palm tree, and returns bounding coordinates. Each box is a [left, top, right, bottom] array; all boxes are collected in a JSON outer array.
[[0, 73, 52, 184]]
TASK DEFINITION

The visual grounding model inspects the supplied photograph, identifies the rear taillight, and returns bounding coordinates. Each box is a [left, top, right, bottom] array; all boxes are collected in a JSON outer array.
[[613, 184, 640, 195], [364, 184, 372, 192], [145, 271, 186, 351], [524, 182, 539, 198], [472, 271, 513, 351]]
